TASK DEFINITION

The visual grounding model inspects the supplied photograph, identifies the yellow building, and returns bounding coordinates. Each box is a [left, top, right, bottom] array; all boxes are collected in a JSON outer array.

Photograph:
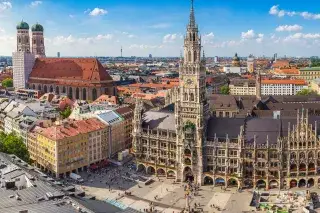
[[31, 118, 107, 178], [311, 78, 320, 94], [299, 67, 320, 84]]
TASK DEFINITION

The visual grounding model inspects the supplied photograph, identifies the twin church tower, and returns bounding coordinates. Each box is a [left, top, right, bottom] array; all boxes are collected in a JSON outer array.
[[13, 21, 46, 89]]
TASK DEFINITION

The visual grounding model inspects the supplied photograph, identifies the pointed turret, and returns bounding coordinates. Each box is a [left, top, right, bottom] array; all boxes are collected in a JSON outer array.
[[189, 0, 196, 28]]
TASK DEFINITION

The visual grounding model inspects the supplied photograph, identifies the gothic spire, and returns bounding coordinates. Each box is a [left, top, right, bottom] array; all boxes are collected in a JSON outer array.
[[189, 0, 196, 28]]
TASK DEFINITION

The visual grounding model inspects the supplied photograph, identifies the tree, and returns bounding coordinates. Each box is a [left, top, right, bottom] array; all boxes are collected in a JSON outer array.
[[0, 133, 29, 163], [60, 106, 72, 119], [296, 89, 317, 96], [220, 85, 230, 95], [1, 78, 13, 88]]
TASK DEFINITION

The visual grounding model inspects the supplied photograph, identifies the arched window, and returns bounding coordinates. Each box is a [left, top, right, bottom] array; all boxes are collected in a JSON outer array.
[[188, 51, 191, 62], [184, 92, 188, 101], [55, 86, 60, 94], [32, 84, 35, 90], [104, 88, 108, 94], [62, 86, 66, 93], [299, 152, 305, 159], [92, 88, 97, 100], [38, 85, 41, 91], [68, 87, 73, 99], [44, 85, 47, 93], [291, 152, 296, 159], [76, 88, 80, 100], [190, 93, 194, 101], [194, 51, 197, 62], [83, 88, 87, 100], [193, 33, 195, 41], [49, 86, 53, 93]]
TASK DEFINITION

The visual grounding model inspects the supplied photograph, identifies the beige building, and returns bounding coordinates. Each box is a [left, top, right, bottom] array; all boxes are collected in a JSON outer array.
[[311, 78, 320, 94], [299, 67, 320, 84], [132, 1, 320, 190], [229, 79, 257, 95]]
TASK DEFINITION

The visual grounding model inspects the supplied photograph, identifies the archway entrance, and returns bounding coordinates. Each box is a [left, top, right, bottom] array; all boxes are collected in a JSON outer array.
[[244, 179, 253, 188], [147, 166, 155, 175], [137, 164, 146, 173], [204, 176, 213, 185], [167, 170, 176, 178], [157, 168, 165, 176], [290, 179, 297, 188], [227, 178, 238, 187], [298, 179, 306, 188], [308, 178, 314, 187], [269, 180, 279, 189], [256, 180, 266, 189], [215, 178, 225, 186], [183, 167, 194, 182]]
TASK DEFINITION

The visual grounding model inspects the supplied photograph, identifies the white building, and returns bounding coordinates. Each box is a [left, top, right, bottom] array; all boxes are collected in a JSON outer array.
[[223, 66, 247, 74], [261, 79, 308, 96]]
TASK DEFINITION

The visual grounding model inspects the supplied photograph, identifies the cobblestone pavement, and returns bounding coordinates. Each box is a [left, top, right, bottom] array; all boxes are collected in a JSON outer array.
[[73, 164, 320, 212]]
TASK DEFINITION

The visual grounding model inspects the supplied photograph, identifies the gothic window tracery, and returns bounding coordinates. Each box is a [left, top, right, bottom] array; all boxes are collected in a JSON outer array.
[[184, 92, 188, 101], [299, 152, 305, 159], [290, 152, 296, 160], [190, 93, 194, 102]]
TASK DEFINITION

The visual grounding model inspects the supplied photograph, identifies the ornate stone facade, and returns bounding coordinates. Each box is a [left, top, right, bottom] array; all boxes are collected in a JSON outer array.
[[132, 1, 320, 189]]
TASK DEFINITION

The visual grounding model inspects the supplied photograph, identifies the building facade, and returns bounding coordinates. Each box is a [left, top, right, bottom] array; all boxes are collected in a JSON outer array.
[[247, 54, 255, 73], [32, 119, 107, 177], [229, 79, 257, 95], [132, 1, 320, 190], [299, 67, 320, 84], [261, 80, 308, 96], [311, 78, 320, 95]]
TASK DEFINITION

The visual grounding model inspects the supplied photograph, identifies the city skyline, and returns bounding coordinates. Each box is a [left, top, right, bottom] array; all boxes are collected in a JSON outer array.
[[1, 0, 320, 57]]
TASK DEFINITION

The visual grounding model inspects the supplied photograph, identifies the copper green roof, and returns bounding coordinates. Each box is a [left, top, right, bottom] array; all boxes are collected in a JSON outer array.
[[16, 21, 29, 30], [31, 23, 44, 32], [300, 67, 320, 71]]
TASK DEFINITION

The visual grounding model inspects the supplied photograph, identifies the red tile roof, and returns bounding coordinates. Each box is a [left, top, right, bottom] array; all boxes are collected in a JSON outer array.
[[262, 79, 307, 85], [36, 118, 107, 141], [28, 58, 114, 87], [94, 95, 118, 104]]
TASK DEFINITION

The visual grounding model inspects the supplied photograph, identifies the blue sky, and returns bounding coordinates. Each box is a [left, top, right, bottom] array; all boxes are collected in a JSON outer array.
[[0, 0, 320, 57]]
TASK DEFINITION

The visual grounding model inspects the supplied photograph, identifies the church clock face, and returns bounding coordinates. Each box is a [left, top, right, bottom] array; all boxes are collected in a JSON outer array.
[[186, 78, 193, 85]]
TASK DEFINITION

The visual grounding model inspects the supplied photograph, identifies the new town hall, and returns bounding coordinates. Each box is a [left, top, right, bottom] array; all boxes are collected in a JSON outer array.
[[133, 1, 320, 189]]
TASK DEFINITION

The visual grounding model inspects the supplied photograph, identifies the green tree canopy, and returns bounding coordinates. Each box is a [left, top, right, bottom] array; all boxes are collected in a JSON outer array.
[[296, 89, 318, 96], [0, 133, 29, 162], [60, 106, 72, 119], [1, 78, 13, 88], [220, 85, 230, 95]]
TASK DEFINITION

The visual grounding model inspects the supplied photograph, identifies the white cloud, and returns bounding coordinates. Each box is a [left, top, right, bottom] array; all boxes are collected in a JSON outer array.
[[89, 8, 108, 16], [269, 5, 279, 15], [276, 24, 303, 32], [128, 34, 136, 38], [269, 5, 320, 20], [0, 28, 4, 33], [256, 34, 264, 43], [49, 34, 113, 45], [149, 23, 170, 29], [122, 32, 129, 35], [129, 44, 163, 49], [0, 1, 12, 12], [203, 32, 215, 44], [69, 14, 75, 18], [30, 1, 42, 8], [163, 34, 178, 43], [241, 30, 264, 43], [84, 8, 91, 14], [241, 30, 255, 39]]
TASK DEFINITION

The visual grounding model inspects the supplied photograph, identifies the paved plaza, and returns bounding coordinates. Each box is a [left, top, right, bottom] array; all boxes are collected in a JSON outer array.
[[74, 164, 255, 213]]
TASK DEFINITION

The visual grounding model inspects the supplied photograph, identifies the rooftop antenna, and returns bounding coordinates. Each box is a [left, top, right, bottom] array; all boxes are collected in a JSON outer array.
[[121, 46, 123, 57]]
